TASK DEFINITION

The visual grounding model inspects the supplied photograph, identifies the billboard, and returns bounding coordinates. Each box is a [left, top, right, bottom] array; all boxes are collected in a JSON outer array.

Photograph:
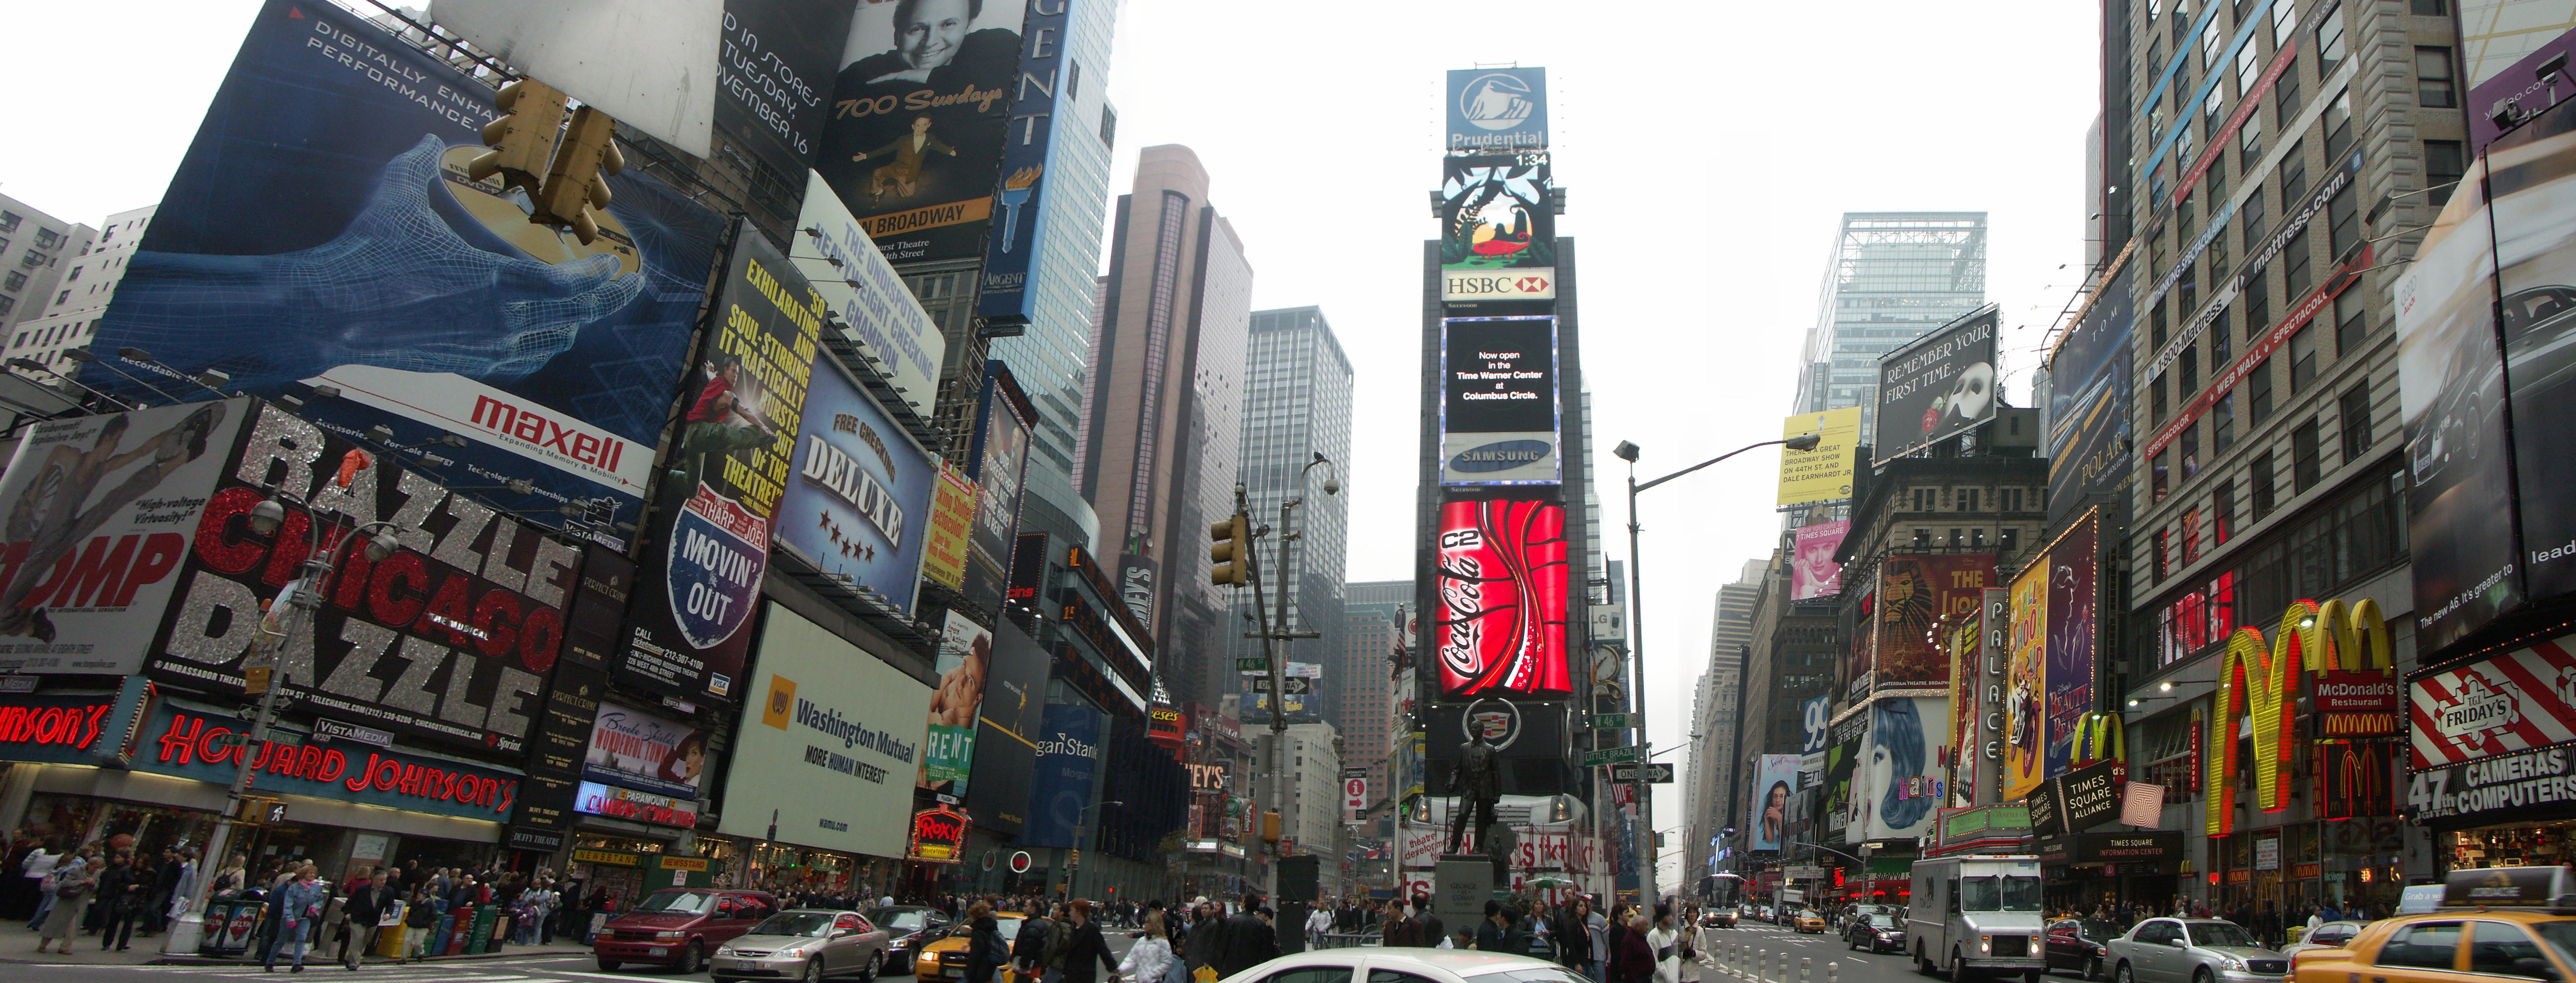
[[918, 611, 993, 797], [1432, 499, 1572, 700], [1821, 710, 1865, 843], [2468, 16, 2576, 149], [2042, 514, 2100, 777], [1873, 306, 2001, 463], [973, 0, 1077, 330], [1444, 68, 1548, 152], [1024, 702, 1103, 849], [2407, 631, 2576, 770], [583, 700, 709, 801], [772, 351, 937, 616], [89, 0, 725, 528], [1858, 696, 1949, 841], [0, 401, 247, 673], [793, 170, 947, 415], [966, 619, 1048, 835], [2002, 554, 2048, 800], [1440, 316, 1561, 485], [720, 604, 930, 858], [1791, 520, 1849, 601], [1870, 553, 1993, 687], [1777, 407, 1862, 506], [921, 461, 977, 592], [619, 221, 822, 706], [815, 0, 1026, 265], [147, 399, 586, 755], [2046, 261, 2136, 527], [1748, 753, 1800, 851], [1438, 154, 1557, 302], [715, 1, 857, 184], [965, 363, 1033, 611]]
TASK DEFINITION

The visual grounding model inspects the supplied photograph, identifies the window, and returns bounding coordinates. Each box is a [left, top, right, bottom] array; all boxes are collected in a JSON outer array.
[[2248, 267, 2271, 334], [2214, 392, 2237, 454], [2418, 47, 2458, 108], [1973, 528, 1987, 548], [1268, 968, 1358, 983], [2317, 3, 2348, 76], [2207, 166, 2229, 225], [2240, 98, 2265, 160], [2179, 124, 2198, 170], [2290, 326, 2318, 392], [1099, 104, 1117, 149], [2277, 63, 2304, 123], [2005, 488, 2023, 512], [2180, 343, 2200, 395], [2412, 0, 2449, 11], [2335, 291, 2367, 355], [2285, 227, 2313, 298], [2468, 922, 2552, 979], [2237, 39, 2263, 94], [2252, 451, 2279, 519], [2153, 370, 2171, 422], [2156, 527, 2173, 579], [63, 267, 78, 283], [52, 291, 65, 306], [1961, 488, 1980, 511], [2426, 140, 2466, 207], [2294, 417, 2324, 492], [0, 297, 12, 318], [2174, 0, 2193, 44], [2152, 299, 2170, 351], [2324, 89, 2355, 163], [2185, 507, 2204, 563], [1949, 528, 1964, 547], [1914, 529, 1932, 548], [2281, 139, 2309, 204], [2, 271, 21, 292], [2341, 381, 2373, 462], [2182, 420, 2203, 480], [2154, 446, 2172, 502], [1066, 60, 1082, 101], [2273, 0, 2298, 46], [2182, 261, 2201, 313], [2251, 357, 2276, 424], [1914, 488, 1935, 511], [2001, 527, 2019, 553], [2214, 477, 2237, 545], [2212, 308, 2234, 364], [32, 229, 60, 249], [2203, 16, 2225, 68], [2374, 923, 2464, 971], [0, 212, 18, 233], [1368, 971, 1438, 983], [2204, 86, 2225, 139]]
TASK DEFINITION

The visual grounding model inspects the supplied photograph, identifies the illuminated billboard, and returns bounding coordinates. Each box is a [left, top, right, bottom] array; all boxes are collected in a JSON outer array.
[[1433, 499, 1572, 700], [1440, 316, 1561, 485], [1874, 306, 2000, 464], [1870, 553, 1993, 687], [1438, 154, 1556, 302]]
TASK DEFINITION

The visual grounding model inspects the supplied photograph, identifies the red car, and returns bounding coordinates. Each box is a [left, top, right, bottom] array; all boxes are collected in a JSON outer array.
[[594, 889, 781, 974]]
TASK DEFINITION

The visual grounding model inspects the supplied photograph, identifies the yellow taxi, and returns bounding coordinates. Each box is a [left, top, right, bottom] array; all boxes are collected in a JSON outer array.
[[1795, 911, 1828, 934], [916, 912, 1027, 982], [2293, 868, 2576, 983]]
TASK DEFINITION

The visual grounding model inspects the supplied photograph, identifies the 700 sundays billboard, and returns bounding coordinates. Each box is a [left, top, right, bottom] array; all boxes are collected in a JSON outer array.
[[86, 0, 725, 535]]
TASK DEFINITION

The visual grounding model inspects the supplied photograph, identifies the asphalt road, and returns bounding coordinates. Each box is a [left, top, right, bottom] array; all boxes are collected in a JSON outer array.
[[7, 931, 1148, 983], [1696, 922, 1966, 983]]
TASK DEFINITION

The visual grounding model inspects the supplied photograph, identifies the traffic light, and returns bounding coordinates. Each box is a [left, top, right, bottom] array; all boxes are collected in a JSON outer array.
[[532, 105, 623, 244], [467, 79, 569, 195], [1209, 514, 1249, 587], [1261, 810, 1281, 844]]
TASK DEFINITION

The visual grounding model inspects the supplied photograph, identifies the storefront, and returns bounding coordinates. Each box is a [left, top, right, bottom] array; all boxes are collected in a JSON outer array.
[[2408, 630, 2576, 914], [2035, 830, 2182, 914]]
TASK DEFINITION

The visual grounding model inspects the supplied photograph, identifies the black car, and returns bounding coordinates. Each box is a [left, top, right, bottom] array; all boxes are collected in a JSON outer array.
[[866, 906, 951, 975], [1845, 912, 1905, 954], [2044, 918, 2123, 980]]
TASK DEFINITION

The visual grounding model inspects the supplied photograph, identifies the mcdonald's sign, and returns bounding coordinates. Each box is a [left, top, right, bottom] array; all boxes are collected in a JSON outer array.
[[2204, 598, 2395, 836]]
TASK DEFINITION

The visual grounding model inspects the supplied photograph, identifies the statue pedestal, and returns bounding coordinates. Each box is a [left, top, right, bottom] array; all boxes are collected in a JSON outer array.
[[1434, 855, 1493, 934]]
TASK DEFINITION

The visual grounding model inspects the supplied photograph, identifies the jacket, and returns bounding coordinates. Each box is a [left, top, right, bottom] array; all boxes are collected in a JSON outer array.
[[1119, 936, 1177, 983], [98, 862, 146, 913], [964, 916, 1006, 983], [1214, 912, 1279, 977], [277, 879, 331, 928], [1613, 925, 1656, 983], [1052, 920, 1120, 983], [1012, 914, 1054, 969], [1382, 915, 1425, 948], [1552, 911, 1592, 962], [1185, 916, 1224, 969]]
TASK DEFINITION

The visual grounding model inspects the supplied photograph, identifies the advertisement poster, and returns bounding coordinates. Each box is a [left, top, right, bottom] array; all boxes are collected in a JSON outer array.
[[792, 170, 947, 414], [2043, 514, 2100, 776], [0, 401, 247, 673], [2046, 261, 2136, 527], [1444, 67, 1548, 152], [2407, 631, 2576, 769], [1024, 703, 1103, 849], [619, 221, 821, 706], [1872, 553, 1993, 686], [1859, 696, 1949, 841], [1747, 753, 1801, 852], [1432, 499, 1572, 699], [973, 0, 1074, 329], [1873, 306, 2001, 464], [583, 700, 708, 800], [815, 0, 1026, 265], [2485, 102, 2576, 611], [920, 461, 977, 592], [1948, 610, 1983, 807], [88, 0, 724, 528], [715, 0, 856, 183], [1791, 520, 1849, 601], [2003, 558, 2049, 800], [772, 351, 937, 616], [965, 363, 1033, 611], [146, 400, 587, 755], [1777, 407, 1862, 507], [965, 620, 1048, 835], [1438, 155, 1556, 303], [718, 604, 930, 859], [1821, 711, 1865, 843], [1843, 580, 1878, 701], [919, 611, 994, 796], [1440, 317, 1561, 485]]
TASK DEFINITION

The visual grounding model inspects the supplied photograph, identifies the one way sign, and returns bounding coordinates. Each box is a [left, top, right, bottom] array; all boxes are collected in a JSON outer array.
[[1606, 763, 1675, 784], [1249, 677, 1312, 695]]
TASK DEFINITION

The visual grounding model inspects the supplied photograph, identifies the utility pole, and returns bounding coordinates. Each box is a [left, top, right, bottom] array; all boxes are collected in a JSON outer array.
[[1216, 454, 1337, 901]]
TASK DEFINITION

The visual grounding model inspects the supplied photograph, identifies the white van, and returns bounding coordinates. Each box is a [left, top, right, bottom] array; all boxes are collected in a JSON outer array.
[[1906, 855, 2047, 981]]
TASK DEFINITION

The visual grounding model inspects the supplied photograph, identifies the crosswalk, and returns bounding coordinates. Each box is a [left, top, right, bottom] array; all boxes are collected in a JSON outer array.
[[34, 954, 652, 981]]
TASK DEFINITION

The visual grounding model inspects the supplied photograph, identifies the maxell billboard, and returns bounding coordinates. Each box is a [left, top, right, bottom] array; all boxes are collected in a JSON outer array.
[[1440, 316, 1561, 485], [1874, 305, 2001, 464], [1439, 154, 1556, 302]]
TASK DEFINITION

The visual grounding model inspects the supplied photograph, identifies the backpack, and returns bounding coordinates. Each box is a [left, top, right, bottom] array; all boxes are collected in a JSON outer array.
[[1042, 918, 1073, 968]]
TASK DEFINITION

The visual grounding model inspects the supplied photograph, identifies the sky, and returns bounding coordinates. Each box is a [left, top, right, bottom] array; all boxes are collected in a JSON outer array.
[[0, 0, 2099, 889]]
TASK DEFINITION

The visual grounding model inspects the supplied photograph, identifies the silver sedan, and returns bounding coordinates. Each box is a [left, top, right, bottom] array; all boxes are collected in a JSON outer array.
[[715, 909, 893, 983]]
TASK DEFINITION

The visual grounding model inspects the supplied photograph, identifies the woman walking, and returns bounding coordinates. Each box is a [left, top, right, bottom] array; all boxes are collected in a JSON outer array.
[[265, 864, 329, 972], [34, 854, 95, 956], [963, 903, 1008, 983], [1116, 910, 1179, 983]]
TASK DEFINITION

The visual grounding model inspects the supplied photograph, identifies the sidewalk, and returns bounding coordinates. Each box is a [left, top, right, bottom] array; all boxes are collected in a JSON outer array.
[[0, 921, 596, 967]]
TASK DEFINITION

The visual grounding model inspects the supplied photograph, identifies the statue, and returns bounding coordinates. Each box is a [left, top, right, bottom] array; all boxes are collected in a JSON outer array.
[[1447, 729, 1501, 855], [1482, 819, 1518, 885]]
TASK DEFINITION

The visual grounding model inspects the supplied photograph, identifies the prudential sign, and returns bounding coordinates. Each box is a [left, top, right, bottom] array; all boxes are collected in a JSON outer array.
[[1445, 68, 1549, 152]]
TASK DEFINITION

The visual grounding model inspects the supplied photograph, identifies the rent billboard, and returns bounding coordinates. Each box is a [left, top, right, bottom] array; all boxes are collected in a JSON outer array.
[[1431, 498, 1572, 700], [918, 611, 994, 798], [1023, 702, 1103, 849], [1440, 316, 1561, 485], [965, 619, 1048, 835], [972, 0, 1078, 331], [1874, 306, 2001, 463]]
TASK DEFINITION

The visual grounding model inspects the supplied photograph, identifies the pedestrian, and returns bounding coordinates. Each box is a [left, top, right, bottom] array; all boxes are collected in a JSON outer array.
[[1415, 894, 1446, 954], [338, 867, 381, 969], [97, 852, 146, 951], [1185, 901, 1225, 975], [1646, 906, 1683, 983], [404, 886, 439, 962], [1584, 899, 1610, 983], [266, 863, 328, 973], [1013, 899, 1056, 982], [15, 839, 58, 926], [1382, 899, 1425, 947], [964, 903, 1008, 983], [1054, 899, 1120, 983], [1613, 914, 1656, 983], [1215, 895, 1279, 977], [34, 855, 95, 956]]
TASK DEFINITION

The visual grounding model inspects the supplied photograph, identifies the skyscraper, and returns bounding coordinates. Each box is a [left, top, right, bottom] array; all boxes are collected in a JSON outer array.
[[1791, 213, 1990, 438], [1081, 145, 1254, 709], [1229, 307, 1354, 726], [1342, 581, 1406, 818], [1682, 559, 1760, 887]]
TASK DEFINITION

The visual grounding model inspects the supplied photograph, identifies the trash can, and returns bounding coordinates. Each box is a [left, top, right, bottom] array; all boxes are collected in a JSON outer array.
[[445, 903, 475, 956], [200, 898, 266, 957], [465, 904, 500, 954], [374, 901, 408, 959]]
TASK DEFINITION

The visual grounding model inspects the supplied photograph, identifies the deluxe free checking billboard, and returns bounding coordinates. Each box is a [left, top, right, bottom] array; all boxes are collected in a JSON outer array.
[[772, 349, 936, 617]]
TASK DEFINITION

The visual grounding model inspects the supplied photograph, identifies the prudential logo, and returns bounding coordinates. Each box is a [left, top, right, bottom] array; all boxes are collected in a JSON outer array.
[[1452, 439, 1552, 473], [1458, 73, 1536, 131]]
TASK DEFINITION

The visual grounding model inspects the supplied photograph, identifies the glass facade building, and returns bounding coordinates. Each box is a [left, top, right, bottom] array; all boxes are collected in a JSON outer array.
[[1229, 306, 1353, 717], [1792, 212, 1991, 438]]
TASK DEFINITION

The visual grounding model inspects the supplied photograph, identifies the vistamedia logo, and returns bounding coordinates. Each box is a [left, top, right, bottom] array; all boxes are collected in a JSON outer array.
[[761, 675, 797, 730]]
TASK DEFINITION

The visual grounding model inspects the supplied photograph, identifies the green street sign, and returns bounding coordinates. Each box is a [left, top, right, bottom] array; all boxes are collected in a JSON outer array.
[[1589, 713, 1632, 730], [1581, 745, 1644, 767], [1237, 658, 1270, 672]]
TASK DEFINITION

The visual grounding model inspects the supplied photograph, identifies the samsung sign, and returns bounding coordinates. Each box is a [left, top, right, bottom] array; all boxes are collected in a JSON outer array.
[[1451, 439, 1553, 473]]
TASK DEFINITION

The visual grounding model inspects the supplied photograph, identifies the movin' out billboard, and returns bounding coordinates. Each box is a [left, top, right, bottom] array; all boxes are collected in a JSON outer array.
[[87, 0, 725, 534], [1440, 316, 1560, 485]]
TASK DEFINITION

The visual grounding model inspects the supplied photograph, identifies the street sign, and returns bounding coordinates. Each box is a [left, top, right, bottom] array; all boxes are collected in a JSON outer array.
[[1581, 744, 1645, 767], [1248, 677, 1312, 695], [1237, 658, 1270, 672], [1589, 713, 1632, 729], [1784, 865, 1826, 880], [1606, 763, 1675, 784]]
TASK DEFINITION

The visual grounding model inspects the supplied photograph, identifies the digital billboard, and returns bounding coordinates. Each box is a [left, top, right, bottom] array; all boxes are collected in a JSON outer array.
[[1858, 696, 1949, 841], [2042, 513, 2100, 777], [1432, 499, 1572, 700], [1870, 553, 1993, 687], [793, 170, 947, 416], [1440, 316, 1561, 485], [1445, 68, 1548, 152], [966, 620, 1048, 836], [1873, 306, 2001, 463], [720, 604, 930, 859], [965, 362, 1033, 611], [1747, 754, 1800, 852], [619, 220, 821, 706], [2003, 554, 2048, 800], [0, 401, 247, 674], [87, 0, 725, 531], [773, 351, 937, 616], [147, 399, 587, 755], [2046, 260, 2136, 527], [1791, 520, 1849, 601], [1777, 407, 1862, 506], [919, 611, 993, 798], [815, 0, 1026, 265], [1438, 154, 1556, 302]]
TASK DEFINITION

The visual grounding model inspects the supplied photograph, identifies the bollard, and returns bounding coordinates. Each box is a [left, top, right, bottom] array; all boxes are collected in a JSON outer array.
[[1780, 952, 1790, 983], [1828, 962, 1838, 983], [1801, 957, 1812, 983]]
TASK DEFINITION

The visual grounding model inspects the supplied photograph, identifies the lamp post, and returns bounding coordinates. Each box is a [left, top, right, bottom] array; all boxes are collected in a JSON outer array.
[[1062, 800, 1127, 899], [1612, 432, 1820, 906], [1260, 453, 1337, 899]]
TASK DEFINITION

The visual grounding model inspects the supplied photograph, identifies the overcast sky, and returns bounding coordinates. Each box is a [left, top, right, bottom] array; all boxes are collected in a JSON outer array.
[[0, 0, 2097, 886]]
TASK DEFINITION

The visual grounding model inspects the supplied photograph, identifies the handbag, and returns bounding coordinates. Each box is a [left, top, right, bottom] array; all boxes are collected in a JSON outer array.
[[1160, 945, 1189, 983]]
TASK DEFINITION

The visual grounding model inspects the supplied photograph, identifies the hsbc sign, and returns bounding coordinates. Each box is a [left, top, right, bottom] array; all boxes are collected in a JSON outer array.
[[1443, 269, 1557, 302]]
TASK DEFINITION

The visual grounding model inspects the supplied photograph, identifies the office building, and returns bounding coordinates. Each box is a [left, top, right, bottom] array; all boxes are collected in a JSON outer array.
[[1229, 306, 1354, 729], [1791, 212, 1990, 438], [0, 193, 94, 338], [1682, 560, 1760, 888], [1344, 579, 1411, 815], [8, 205, 152, 371]]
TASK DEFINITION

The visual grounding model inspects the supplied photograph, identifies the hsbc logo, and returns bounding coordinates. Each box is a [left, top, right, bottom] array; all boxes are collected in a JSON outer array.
[[1443, 267, 1557, 302]]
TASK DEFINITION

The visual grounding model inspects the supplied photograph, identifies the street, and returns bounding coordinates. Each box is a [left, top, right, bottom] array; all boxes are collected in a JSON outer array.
[[1697, 923, 1940, 983], [1, 932, 1148, 983]]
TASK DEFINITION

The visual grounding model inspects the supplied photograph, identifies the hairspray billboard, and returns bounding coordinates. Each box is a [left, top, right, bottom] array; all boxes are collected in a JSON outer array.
[[1432, 498, 1572, 700], [86, 0, 724, 534], [1791, 520, 1849, 601], [1858, 696, 1948, 841], [1747, 753, 1800, 852], [2042, 512, 2100, 776]]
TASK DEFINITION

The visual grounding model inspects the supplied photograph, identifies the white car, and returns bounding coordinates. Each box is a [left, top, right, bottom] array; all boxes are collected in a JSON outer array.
[[1221, 945, 1586, 983], [2277, 920, 2369, 958]]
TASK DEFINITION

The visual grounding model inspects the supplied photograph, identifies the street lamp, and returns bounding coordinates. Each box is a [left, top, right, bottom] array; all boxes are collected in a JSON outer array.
[[1260, 453, 1337, 899], [1062, 800, 1127, 899], [1612, 432, 1820, 906]]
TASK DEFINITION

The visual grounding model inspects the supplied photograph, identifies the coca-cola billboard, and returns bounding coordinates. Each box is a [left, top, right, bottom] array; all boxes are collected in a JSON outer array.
[[1432, 499, 1571, 700]]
